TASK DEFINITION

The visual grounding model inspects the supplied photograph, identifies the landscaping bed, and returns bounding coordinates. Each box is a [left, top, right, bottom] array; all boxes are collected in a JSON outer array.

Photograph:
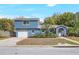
[[16, 38, 78, 45]]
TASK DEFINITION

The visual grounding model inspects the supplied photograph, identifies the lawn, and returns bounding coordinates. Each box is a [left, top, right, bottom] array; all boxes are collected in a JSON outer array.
[[68, 37, 79, 42], [0, 36, 9, 40], [16, 38, 78, 45], [0, 38, 7, 40]]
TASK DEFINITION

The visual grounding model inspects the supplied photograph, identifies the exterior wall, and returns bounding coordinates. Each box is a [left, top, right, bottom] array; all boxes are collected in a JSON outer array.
[[14, 20, 40, 29], [14, 18, 41, 37], [16, 29, 41, 37], [27, 29, 41, 37], [14, 18, 42, 37]]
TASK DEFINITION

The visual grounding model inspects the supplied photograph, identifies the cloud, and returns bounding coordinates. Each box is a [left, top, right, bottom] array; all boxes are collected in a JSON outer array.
[[47, 4, 56, 7]]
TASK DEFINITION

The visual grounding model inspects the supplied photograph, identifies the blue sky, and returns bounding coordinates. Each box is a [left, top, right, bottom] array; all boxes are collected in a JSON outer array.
[[0, 4, 79, 19]]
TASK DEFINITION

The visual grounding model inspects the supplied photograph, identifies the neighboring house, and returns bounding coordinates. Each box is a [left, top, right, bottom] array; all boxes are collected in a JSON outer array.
[[14, 18, 41, 38]]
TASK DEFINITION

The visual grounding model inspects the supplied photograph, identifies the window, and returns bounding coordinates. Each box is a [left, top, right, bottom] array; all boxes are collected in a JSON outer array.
[[32, 30, 35, 34], [32, 30, 34, 33], [23, 21, 29, 25]]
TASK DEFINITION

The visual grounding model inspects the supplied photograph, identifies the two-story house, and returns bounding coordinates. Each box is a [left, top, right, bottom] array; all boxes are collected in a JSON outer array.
[[14, 17, 68, 38], [14, 18, 41, 38]]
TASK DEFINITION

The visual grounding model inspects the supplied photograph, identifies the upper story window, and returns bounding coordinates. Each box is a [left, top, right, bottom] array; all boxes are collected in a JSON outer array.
[[23, 21, 29, 25]]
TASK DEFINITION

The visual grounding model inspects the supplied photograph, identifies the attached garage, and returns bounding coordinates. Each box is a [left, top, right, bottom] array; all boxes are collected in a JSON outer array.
[[16, 31, 28, 38]]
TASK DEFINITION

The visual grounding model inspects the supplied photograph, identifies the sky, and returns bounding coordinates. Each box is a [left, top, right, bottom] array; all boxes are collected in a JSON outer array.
[[0, 4, 79, 20]]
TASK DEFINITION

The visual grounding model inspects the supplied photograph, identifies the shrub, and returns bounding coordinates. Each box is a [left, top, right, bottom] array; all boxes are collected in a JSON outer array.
[[68, 27, 79, 37], [30, 33, 57, 38]]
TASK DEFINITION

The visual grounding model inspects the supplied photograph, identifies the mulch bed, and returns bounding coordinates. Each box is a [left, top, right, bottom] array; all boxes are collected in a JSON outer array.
[[16, 38, 74, 45]]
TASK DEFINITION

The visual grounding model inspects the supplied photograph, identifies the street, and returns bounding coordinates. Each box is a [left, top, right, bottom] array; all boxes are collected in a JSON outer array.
[[0, 46, 79, 55]]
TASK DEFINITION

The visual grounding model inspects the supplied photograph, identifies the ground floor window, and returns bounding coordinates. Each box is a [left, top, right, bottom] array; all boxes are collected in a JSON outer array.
[[32, 30, 35, 34]]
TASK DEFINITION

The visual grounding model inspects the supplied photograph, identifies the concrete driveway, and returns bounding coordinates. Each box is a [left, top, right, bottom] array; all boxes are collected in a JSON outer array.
[[0, 37, 23, 46]]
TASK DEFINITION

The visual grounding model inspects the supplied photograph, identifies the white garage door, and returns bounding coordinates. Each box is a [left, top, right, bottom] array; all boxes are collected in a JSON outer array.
[[17, 31, 28, 38]]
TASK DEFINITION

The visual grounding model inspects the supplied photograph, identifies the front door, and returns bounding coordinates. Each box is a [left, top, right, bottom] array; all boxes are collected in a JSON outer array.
[[58, 28, 64, 37]]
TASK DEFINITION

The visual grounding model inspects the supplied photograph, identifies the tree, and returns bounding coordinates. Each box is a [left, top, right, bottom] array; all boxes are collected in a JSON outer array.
[[74, 12, 79, 34], [44, 12, 75, 27], [54, 12, 75, 27], [0, 18, 14, 31]]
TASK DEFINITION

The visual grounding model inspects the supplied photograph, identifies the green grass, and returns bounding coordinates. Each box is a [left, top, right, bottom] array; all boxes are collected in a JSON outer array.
[[0, 38, 6, 40], [66, 41, 78, 45], [66, 37, 79, 45], [68, 37, 79, 42], [0, 36, 9, 40]]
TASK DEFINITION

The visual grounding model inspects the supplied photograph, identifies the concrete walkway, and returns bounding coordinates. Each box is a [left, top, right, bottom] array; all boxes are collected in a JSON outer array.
[[0, 37, 24, 46], [59, 37, 79, 44]]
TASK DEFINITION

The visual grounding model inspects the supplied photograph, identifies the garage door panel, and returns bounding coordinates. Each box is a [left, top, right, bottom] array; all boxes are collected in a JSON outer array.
[[17, 31, 28, 38]]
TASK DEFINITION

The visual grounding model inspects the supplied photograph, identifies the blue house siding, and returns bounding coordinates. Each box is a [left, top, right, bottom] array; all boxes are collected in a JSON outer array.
[[14, 21, 40, 29], [14, 18, 41, 37], [27, 29, 41, 37], [15, 29, 41, 37]]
